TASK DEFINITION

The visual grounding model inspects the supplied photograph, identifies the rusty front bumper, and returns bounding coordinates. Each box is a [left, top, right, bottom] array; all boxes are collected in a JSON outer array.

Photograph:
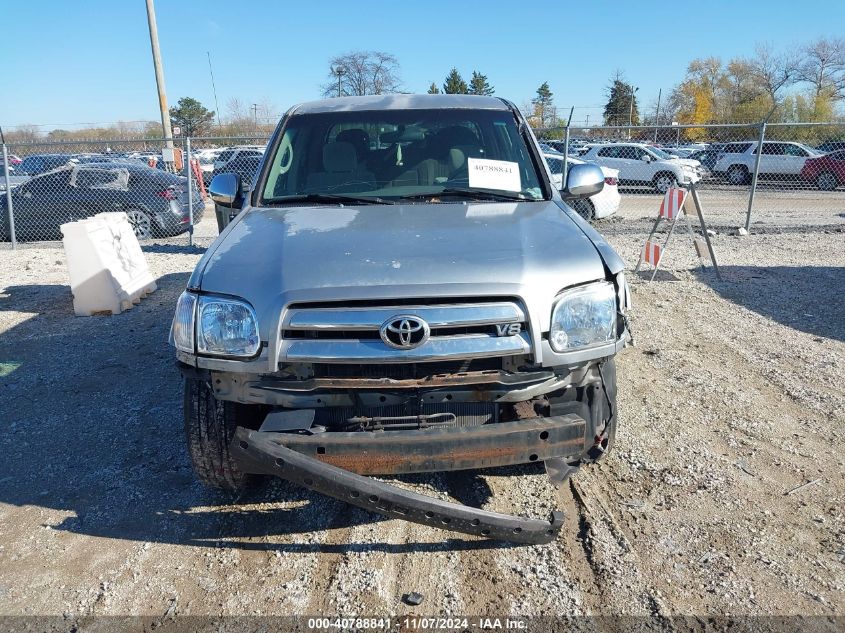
[[230, 414, 586, 544]]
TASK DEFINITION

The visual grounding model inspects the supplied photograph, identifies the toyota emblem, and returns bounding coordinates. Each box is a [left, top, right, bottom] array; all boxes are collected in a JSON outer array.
[[380, 315, 430, 349]]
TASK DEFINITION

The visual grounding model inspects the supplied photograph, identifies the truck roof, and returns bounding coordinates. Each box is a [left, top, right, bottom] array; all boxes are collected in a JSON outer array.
[[291, 93, 511, 114]]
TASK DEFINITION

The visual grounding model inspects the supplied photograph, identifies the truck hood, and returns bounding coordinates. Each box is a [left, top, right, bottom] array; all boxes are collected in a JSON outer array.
[[195, 200, 608, 333]]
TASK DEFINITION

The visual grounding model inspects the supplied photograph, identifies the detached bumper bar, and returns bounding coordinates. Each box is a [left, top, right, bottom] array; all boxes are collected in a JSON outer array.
[[231, 427, 566, 545]]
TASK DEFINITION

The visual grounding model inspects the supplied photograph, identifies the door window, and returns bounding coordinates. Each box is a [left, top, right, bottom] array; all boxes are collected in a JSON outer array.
[[783, 144, 808, 157], [759, 143, 786, 155], [71, 167, 129, 190]]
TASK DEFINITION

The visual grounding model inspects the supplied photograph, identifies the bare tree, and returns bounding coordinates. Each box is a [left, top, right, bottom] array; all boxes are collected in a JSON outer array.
[[322, 51, 401, 97], [749, 43, 801, 107], [798, 37, 845, 102], [225, 98, 246, 122], [259, 99, 279, 122]]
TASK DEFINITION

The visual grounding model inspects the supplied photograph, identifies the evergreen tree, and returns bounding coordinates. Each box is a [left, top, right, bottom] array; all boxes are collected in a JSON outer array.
[[603, 74, 639, 126], [532, 82, 555, 127], [468, 71, 494, 96], [443, 68, 468, 94], [427, 82, 441, 94], [169, 97, 215, 136]]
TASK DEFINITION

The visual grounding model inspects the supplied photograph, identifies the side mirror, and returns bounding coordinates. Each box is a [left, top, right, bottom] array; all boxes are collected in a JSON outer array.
[[640, 154, 652, 163], [562, 163, 604, 199], [209, 173, 243, 208]]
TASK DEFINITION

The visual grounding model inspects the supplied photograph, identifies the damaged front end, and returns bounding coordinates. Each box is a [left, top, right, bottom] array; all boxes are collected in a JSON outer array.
[[183, 356, 617, 545]]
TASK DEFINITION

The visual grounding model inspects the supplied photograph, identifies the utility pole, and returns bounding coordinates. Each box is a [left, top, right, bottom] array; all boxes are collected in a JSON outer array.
[[628, 84, 639, 139], [145, 0, 173, 148], [252, 103, 258, 128], [207, 51, 221, 129], [653, 88, 662, 143], [331, 65, 347, 98]]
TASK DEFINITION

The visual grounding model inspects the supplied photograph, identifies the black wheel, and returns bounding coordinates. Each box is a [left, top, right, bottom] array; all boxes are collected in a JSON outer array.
[[184, 377, 264, 494], [124, 206, 154, 240], [816, 171, 838, 191], [652, 172, 677, 193], [726, 164, 749, 186], [582, 358, 618, 463], [570, 197, 595, 221]]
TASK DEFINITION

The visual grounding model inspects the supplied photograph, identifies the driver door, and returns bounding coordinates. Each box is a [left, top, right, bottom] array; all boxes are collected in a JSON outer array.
[[12, 169, 77, 240]]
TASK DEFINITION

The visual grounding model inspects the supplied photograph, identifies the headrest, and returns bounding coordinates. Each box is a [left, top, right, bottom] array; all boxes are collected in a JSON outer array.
[[322, 141, 357, 173], [336, 129, 370, 155], [430, 126, 481, 156], [448, 148, 466, 171]]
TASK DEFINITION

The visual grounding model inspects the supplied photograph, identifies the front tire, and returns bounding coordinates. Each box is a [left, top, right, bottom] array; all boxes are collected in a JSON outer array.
[[652, 172, 677, 193], [817, 171, 838, 191], [184, 377, 263, 494], [726, 164, 749, 186]]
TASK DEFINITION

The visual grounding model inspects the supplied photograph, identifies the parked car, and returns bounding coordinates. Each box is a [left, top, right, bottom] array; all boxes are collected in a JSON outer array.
[[661, 146, 697, 158], [688, 144, 726, 172], [799, 150, 845, 190], [544, 152, 620, 220], [713, 141, 820, 185], [210, 154, 262, 192], [0, 154, 22, 170], [191, 148, 227, 184], [172, 94, 631, 544], [579, 142, 703, 193], [14, 154, 79, 176], [815, 140, 845, 154], [0, 162, 203, 241], [540, 139, 588, 156], [0, 170, 30, 191], [213, 146, 265, 171]]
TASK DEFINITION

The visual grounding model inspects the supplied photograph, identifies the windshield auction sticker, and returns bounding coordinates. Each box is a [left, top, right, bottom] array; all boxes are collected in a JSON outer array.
[[467, 158, 521, 192]]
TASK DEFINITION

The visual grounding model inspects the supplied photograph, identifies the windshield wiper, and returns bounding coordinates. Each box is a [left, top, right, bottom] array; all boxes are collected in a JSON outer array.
[[399, 188, 529, 202], [269, 193, 394, 205]]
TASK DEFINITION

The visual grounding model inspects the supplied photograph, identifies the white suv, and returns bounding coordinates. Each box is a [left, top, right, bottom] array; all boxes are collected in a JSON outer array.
[[579, 143, 703, 193], [714, 141, 820, 185]]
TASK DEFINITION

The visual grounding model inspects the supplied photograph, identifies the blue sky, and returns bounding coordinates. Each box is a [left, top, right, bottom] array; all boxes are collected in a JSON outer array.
[[2, 0, 843, 131]]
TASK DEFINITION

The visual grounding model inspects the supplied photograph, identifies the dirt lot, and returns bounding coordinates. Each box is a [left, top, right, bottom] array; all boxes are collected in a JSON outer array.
[[0, 193, 843, 621]]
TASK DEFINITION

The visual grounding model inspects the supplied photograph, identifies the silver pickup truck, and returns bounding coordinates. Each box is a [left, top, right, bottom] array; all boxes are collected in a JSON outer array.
[[170, 94, 631, 544]]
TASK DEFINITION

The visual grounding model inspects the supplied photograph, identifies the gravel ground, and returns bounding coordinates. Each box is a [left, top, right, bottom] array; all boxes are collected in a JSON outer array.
[[0, 194, 843, 621]]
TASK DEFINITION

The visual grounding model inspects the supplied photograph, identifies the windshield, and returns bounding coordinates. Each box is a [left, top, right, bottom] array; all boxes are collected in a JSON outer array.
[[647, 147, 673, 160], [259, 108, 546, 203]]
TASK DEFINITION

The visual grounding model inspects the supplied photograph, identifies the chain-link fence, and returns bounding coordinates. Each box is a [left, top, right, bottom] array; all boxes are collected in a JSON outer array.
[[0, 134, 271, 247], [2, 121, 844, 247], [533, 120, 845, 232]]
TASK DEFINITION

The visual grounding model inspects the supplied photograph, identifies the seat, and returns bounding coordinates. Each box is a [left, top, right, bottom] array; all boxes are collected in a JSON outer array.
[[305, 141, 376, 193], [335, 129, 370, 162], [412, 126, 484, 186]]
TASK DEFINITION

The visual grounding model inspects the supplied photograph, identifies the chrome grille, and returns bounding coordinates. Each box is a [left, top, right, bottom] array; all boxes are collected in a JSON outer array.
[[278, 300, 531, 364]]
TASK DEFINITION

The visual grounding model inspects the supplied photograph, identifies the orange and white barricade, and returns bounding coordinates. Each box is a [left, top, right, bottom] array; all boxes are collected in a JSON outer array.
[[634, 183, 721, 282]]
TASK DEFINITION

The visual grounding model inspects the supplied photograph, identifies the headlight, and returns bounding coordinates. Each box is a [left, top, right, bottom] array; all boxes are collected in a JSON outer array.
[[169, 291, 197, 353], [197, 295, 260, 357], [549, 281, 617, 352]]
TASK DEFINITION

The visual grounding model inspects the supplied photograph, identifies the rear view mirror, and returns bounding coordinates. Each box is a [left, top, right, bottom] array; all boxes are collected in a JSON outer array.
[[640, 154, 652, 163], [562, 163, 604, 199], [209, 173, 242, 208]]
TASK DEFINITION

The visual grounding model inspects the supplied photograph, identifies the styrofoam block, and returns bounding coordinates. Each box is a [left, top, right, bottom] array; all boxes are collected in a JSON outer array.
[[61, 212, 157, 316]]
